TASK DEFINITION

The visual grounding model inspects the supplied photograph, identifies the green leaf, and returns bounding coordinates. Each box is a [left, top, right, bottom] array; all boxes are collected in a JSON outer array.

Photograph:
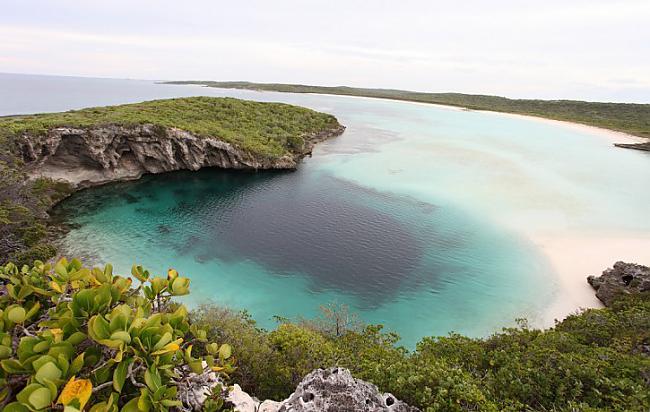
[[69, 353, 85, 376], [113, 358, 133, 393], [160, 399, 182, 407], [170, 277, 190, 296], [218, 343, 232, 360], [35, 361, 62, 384], [32, 340, 50, 353], [32, 355, 56, 372], [28, 386, 53, 410], [152, 332, 172, 351], [188, 359, 204, 374], [25, 301, 41, 320], [110, 331, 132, 344], [0, 345, 12, 359], [120, 397, 141, 412], [2, 402, 30, 412], [7, 306, 27, 323], [54, 260, 68, 277], [66, 332, 87, 346], [144, 368, 161, 392], [1, 359, 25, 373], [89, 315, 111, 341], [137, 388, 152, 412]]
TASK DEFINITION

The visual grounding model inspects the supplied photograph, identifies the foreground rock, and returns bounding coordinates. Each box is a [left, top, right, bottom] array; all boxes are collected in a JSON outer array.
[[587, 261, 650, 306], [20, 123, 345, 189], [227, 368, 419, 412]]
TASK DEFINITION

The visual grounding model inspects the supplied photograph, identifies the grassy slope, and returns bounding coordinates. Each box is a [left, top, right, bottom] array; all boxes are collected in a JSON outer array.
[[166, 81, 650, 140], [0, 96, 341, 158], [0, 97, 341, 266]]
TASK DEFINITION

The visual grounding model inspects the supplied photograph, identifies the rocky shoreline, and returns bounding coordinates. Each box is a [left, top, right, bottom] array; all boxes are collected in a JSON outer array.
[[614, 141, 650, 152], [588, 261, 650, 306], [19, 123, 345, 189]]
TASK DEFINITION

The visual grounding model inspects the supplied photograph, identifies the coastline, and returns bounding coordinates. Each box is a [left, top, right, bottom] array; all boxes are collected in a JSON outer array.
[[310, 92, 649, 145], [200, 85, 649, 146], [532, 232, 650, 326]]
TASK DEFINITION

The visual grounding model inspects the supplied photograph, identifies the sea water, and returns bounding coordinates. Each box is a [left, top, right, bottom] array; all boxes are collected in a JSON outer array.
[[2, 73, 649, 346]]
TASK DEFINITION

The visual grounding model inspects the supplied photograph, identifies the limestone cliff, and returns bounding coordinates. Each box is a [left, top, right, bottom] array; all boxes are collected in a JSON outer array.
[[18, 123, 345, 188]]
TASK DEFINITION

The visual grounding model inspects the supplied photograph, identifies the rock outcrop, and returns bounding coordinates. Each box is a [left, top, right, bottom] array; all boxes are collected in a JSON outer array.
[[19, 123, 345, 189], [587, 261, 650, 306], [227, 368, 419, 412], [614, 141, 650, 152]]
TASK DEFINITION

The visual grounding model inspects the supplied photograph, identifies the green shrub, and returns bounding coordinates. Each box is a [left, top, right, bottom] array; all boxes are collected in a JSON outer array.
[[10, 244, 57, 268], [194, 294, 650, 411], [0, 258, 234, 411]]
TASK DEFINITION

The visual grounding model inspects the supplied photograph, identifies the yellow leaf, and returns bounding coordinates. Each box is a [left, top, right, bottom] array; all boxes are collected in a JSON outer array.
[[151, 341, 181, 356], [88, 276, 102, 287], [58, 376, 92, 409], [50, 328, 64, 343], [50, 281, 64, 294], [167, 268, 179, 280]]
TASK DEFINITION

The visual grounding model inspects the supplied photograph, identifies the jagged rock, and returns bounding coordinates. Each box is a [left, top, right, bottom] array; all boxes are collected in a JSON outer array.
[[258, 400, 283, 412], [19, 123, 345, 189], [226, 368, 418, 412], [588, 261, 650, 306], [227, 384, 259, 412], [277, 368, 417, 412]]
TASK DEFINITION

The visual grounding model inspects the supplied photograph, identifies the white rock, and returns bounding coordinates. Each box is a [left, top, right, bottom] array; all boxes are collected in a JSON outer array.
[[227, 384, 260, 412]]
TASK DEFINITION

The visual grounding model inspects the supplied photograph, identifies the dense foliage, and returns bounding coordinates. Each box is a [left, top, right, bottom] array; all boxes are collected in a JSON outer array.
[[193, 295, 650, 411], [168, 81, 650, 140], [0, 259, 234, 411], [0, 97, 340, 159]]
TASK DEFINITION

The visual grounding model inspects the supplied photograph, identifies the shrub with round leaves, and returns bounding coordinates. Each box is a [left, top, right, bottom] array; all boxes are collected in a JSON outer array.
[[0, 258, 235, 411]]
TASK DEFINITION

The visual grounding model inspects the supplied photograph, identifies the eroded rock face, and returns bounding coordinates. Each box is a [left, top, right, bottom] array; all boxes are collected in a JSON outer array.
[[279, 368, 417, 412], [227, 368, 419, 412], [19, 123, 345, 188], [588, 261, 650, 306]]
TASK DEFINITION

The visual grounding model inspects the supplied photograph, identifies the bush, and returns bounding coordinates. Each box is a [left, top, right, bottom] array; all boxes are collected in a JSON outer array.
[[0, 258, 235, 411], [194, 294, 650, 411]]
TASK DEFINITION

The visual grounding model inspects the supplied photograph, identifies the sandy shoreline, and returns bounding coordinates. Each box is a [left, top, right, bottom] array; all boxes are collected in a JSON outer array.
[[531, 233, 650, 327], [295, 90, 648, 145]]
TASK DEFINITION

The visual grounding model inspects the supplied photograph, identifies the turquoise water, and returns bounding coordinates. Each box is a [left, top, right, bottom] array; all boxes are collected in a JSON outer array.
[[3, 74, 649, 346]]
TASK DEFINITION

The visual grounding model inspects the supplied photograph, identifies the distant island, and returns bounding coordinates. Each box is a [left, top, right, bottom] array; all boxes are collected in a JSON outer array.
[[164, 81, 650, 150]]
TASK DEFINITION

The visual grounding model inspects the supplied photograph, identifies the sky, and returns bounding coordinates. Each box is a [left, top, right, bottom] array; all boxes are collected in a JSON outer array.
[[1, 0, 649, 102]]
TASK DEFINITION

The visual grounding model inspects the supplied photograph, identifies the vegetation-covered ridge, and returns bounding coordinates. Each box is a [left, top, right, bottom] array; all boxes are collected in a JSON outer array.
[[0, 97, 342, 159], [0, 97, 343, 267], [166, 81, 650, 142], [1, 258, 649, 411]]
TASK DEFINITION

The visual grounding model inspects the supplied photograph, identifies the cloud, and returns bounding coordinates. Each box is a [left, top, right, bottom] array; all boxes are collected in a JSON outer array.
[[1, 0, 649, 101]]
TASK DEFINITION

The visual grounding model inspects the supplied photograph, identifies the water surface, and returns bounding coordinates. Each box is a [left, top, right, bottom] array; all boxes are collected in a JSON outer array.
[[3, 73, 649, 346]]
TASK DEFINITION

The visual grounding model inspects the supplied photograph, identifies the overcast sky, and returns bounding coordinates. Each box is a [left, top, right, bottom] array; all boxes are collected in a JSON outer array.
[[2, 0, 649, 102]]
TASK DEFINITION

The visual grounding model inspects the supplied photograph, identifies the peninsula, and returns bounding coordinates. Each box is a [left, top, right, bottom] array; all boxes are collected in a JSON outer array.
[[165, 81, 650, 149], [0, 96, 344, 265]]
